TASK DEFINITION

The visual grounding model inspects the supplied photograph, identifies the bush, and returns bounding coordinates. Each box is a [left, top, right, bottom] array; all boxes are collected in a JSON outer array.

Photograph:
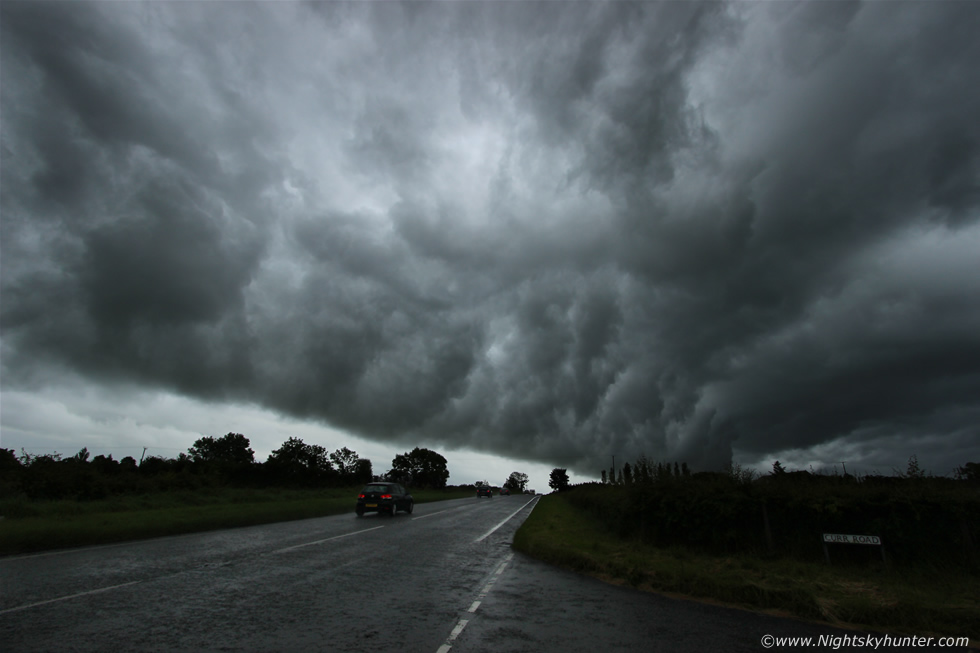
[[564, 474, 980, 569]]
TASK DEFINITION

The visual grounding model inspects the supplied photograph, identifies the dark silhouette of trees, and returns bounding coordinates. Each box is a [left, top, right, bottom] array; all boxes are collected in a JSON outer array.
[[265, 437, 334, 486], [188, 433, 254, 466], [388, 448, 449, 489], [353, 458, 373, 485], [330, 447, 373, 485], [549, 468, 570, 492], [504, 471, 529, 493], [0, 448, 20, 473], [0, 448, 23, 497], [955, 462, 979, 483]]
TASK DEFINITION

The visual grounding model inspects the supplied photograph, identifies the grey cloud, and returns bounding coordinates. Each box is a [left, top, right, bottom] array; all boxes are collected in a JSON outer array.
[[2, 1, 979, 478]]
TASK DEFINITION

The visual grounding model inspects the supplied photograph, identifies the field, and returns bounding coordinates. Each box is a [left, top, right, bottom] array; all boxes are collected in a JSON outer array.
[[0, 487, 473, 556], [513, 492, 979, 643]]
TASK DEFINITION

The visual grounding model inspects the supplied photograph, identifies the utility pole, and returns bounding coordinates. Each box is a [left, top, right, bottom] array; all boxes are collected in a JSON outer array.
[[140, 447, 147, 465], [840, 461, 848, 476]]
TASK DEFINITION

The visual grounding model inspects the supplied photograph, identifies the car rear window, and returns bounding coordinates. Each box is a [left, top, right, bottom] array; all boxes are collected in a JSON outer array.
[[361, 485, 390, 494]]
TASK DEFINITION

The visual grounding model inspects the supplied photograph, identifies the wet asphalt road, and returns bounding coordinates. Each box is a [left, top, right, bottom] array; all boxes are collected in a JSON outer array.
[[1, 495, 964, 653]]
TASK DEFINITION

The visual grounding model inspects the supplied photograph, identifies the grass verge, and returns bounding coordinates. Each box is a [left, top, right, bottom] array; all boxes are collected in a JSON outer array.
[[513, 493, 978, 643], [0, 487, 473, 556]]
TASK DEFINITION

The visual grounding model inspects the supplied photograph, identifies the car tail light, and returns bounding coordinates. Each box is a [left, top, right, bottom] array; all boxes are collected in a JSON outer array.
[[381, 494, 392, 499], [358, 494, 365, 498]]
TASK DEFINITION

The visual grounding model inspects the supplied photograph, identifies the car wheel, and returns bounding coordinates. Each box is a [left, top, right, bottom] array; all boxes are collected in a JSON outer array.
[[356, 508, 364, 517], [406, 500, 414, 514]]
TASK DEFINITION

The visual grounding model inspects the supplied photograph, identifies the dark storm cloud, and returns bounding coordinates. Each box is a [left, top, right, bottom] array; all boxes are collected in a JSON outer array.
[[2, 1, 979, 476]]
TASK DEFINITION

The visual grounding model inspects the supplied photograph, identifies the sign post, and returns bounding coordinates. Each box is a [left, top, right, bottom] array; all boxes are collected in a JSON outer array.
[[822, 533, 885, 564]]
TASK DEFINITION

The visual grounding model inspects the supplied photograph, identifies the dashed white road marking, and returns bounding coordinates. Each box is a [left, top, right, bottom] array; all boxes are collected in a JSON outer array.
[[0, 580, 142, 615], [436, 618, 470, 653], [474, 496, 539, 542], [4, 524, 388, 615], [271, 525, 385, 554], [411, 504, 470, 521], [435, 552, 514, 653]]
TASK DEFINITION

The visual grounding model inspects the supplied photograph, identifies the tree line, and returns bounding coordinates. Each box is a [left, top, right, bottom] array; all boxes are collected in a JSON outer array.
[[0, 434, 458, 501]]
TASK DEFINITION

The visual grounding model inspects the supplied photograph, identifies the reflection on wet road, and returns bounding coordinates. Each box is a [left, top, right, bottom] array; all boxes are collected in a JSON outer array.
[[1, 494, 911, 652], [1, 495, 537, 652]]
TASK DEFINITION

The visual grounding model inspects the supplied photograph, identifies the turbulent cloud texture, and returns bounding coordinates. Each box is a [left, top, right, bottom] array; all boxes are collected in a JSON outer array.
[[2, 1, 979, 475]]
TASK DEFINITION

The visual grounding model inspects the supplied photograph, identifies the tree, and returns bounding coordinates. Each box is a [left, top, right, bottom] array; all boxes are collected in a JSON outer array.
[[328, 447, 373, 486], [771, 460, 787, 476], [0, 448, 23, 496], [353, 458, 374, 484], [903, 454, 926, 479], [188, 433, 254, 465], [549, 468, 570, 493], [388, 447, 449, 489], [726, 461, 756, 485], [266, 437, 334, 485], [623, 462, 633, 485], [0, 448, 22, 473], [955, 462, 979, 482], [330, 447, 368, 485], [634, 456, 652, 484], [504, 471, 529, 493]]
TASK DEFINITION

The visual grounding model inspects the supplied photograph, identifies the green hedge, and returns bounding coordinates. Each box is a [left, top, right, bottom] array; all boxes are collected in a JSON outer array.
[[563, 477, 980, 568]]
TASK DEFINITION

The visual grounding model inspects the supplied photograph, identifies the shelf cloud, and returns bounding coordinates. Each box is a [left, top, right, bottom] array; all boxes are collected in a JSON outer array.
[[2, 1, 978, 476]]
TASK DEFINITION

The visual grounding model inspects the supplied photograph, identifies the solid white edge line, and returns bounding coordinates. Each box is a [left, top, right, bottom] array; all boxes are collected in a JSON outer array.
[[272, 525, 385, 553], [0, 580, 142, 615], [474, 496, 538, 542]]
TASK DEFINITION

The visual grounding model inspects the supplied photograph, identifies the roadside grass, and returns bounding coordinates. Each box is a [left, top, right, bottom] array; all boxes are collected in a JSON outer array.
[[513, 493, 979, 642], [0, 487, 473, 556]]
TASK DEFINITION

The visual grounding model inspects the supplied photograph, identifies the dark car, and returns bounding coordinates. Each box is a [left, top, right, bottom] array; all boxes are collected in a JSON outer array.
[[356, 482, 413, 517], [476, 486, 492, 498], [499, 487, 510, 496]]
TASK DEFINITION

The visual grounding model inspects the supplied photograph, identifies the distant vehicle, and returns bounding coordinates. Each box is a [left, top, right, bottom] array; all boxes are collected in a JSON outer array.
[[500, 487, 510, 495], [528, 489, 535, 495], [356, 482, 413, 517], [476, 486, 493, 498]]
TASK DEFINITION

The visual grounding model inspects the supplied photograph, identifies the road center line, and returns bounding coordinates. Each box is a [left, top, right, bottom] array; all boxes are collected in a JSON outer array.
[[435, 552, 514, 653], [436, 618, 469, 653], [272, 525, 385, 554], [474, 496, 538, 542], [0, 580, 142, 615], [411, 505, 468, 521]]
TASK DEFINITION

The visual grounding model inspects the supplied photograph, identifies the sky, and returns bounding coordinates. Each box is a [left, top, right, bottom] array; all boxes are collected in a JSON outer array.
[[2, 1, 979, 488]]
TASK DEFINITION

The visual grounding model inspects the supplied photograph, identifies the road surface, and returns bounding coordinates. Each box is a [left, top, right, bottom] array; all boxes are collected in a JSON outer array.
[[0, 495, 963, 652]]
